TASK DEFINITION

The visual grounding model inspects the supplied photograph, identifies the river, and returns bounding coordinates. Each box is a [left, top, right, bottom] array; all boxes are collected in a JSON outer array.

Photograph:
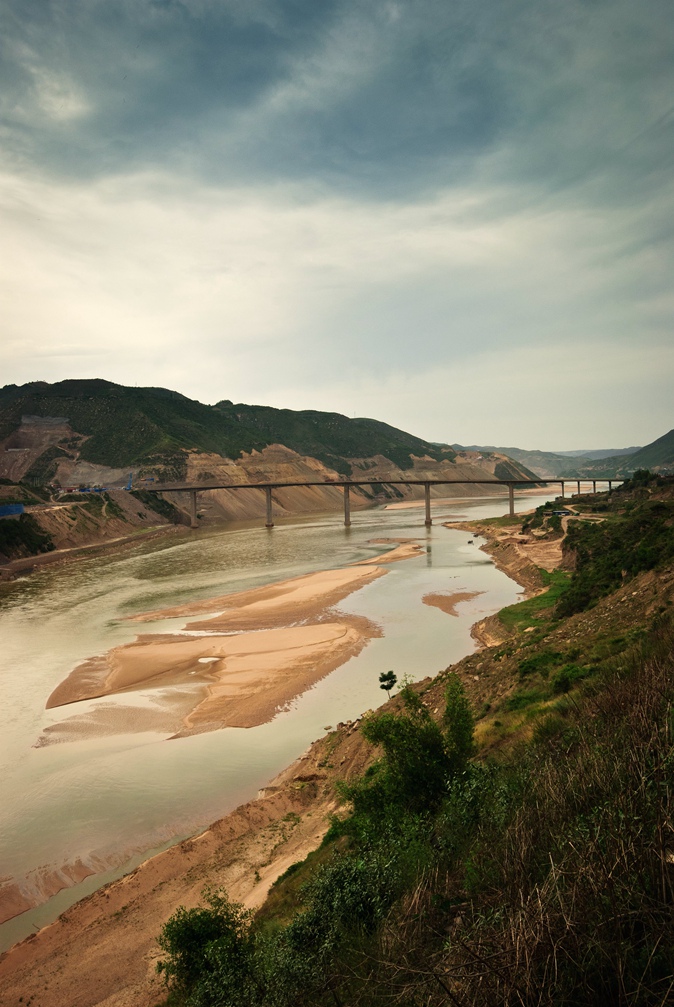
[[0, 492, 553, 951]]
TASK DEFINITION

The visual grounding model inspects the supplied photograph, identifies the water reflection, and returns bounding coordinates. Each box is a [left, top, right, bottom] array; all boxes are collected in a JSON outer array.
[[0, 492, 554, 949]]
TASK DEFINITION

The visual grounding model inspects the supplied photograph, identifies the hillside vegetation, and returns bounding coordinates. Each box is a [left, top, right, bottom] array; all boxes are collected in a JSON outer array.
[[155, 476, 674, 1006], [453, 443, 639, 479], [0, 380, 460, 476], [559, 431, 674, 480], [455, 434, 674, 480]]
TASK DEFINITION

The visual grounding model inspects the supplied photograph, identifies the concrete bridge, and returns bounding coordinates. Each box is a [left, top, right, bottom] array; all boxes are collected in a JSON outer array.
[[146, 477, 619, 529]]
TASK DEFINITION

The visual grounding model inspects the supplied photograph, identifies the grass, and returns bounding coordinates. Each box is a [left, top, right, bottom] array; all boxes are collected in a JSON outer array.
[[498, 569, 570, 633], [255, 838, 350, 930]]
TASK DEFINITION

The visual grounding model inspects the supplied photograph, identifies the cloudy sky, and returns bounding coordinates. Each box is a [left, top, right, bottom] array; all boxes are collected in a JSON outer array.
[[1, 0, 672, 450]]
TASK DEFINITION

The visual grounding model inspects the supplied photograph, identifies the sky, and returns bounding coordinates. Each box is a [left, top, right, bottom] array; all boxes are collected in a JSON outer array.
[[1, 0, 672, 451]]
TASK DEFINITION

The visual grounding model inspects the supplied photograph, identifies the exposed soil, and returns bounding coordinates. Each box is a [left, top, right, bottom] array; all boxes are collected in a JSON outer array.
[[422, 591, 482, 617], [0, 723, 376, 1007], [2, 510, 673, 1006]]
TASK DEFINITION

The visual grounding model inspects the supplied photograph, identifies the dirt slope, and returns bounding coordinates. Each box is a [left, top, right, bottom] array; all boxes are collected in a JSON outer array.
[[0, 722, 375, 1007], [2, 515, 672, 1006]]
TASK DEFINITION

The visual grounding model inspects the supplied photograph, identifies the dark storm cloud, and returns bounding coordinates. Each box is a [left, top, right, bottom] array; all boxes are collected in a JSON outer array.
[[2, 0, 672, 203], [0, 0, 341, 173]]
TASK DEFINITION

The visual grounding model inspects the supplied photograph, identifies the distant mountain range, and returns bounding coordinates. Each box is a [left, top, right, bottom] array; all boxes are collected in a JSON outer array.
[[551, 447, 641, 460], [453, 434, 674, 479], [558, 430, 674, 479], [3, 379, 667, 490]]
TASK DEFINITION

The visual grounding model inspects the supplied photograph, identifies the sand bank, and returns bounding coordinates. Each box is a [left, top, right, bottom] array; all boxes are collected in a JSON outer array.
[[351, 538, 424, 565], [128, 565, 385, 630], [47, 621, 378, 733], [45, 565, 386, 736], [422, 591, 482, 617]]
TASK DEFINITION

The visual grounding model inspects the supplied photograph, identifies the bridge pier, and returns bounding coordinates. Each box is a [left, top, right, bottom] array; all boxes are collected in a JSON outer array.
[[593, 480, 596, 493], [508, 483, 515, 517], [560, 481, 565, 498], [577, 480, 581, 495], [608, 480, 612, 491], [265, 486, 274, 528], [424, 483, 432, 527], [189, 490, 198, 528], [343, 485, 351, 527]]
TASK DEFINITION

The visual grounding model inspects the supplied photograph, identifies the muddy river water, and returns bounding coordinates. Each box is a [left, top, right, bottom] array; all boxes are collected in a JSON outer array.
[[0, 492, 554, 951]]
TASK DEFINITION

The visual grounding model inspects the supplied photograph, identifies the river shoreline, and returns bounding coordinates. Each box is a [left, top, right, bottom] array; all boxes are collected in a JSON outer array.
[[0, 523, 190, 582], [0, 506, 549, 1005]]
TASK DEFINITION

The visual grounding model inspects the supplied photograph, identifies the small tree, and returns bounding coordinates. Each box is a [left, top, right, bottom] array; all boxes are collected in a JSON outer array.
[[378, 670, 397, 698], [443, 672, 476, 773]]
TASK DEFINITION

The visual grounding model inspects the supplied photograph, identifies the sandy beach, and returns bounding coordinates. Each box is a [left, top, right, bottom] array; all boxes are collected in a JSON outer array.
[[351, 538, 424, 565], [132, 563, 387, 630]]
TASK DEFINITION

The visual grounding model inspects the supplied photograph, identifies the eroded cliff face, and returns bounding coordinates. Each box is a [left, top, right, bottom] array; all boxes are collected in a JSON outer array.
[[0, 416, 81, 483], [1, 416, 519, 559], [181, 445, 366, 522], [162, 445, 512, 524]]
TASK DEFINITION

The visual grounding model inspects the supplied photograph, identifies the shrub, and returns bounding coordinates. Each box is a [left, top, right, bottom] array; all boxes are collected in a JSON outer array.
[[551, 662, 589, 694], [518, 648, 564, 679], [0, 514, 54, 559], [157, 889, 256, 1005]]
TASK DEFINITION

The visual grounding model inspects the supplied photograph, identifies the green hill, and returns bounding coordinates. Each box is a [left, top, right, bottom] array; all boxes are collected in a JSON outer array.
[[453, 431, 674, 480], [0, 379, 458, 477], [627, 428, 674, 470], [559, 429, 674, 478], [453, 443, 640, 479], [212, 400, 456, 474]]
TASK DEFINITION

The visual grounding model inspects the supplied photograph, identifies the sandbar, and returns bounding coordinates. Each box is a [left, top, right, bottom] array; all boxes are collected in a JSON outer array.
[[128, 565, 385, 631], [422, 591, 483, 617], [45, 565, 386, 736], [351, 538, 424, 565]]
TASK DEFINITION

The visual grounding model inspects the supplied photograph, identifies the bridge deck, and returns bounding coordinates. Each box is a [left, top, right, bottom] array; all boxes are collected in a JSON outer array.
[[150, 478, 552, 491], [143, 476, 616, 529]]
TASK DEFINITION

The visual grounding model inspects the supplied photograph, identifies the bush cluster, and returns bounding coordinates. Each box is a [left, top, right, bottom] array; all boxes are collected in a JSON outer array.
[[0, 514, 54, 559], [556, 495, 674, 616]]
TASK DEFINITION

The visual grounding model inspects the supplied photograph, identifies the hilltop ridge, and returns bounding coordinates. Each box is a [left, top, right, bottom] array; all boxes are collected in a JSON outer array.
[[454, 431, 674, 480], [0, 380, 540, 569], [0, 378, 535, 491]]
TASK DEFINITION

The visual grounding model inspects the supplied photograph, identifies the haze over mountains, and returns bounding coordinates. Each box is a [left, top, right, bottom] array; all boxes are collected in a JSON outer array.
[[454, 434, 674, 480]]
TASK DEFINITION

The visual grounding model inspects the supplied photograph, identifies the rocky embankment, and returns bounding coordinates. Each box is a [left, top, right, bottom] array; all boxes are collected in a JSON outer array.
[[0, 487, 186, 579]]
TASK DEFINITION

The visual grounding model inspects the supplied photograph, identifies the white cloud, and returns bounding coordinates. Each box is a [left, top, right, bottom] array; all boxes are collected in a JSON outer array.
[[275, 341, 674, 450], [0, 167, 671, 448]]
